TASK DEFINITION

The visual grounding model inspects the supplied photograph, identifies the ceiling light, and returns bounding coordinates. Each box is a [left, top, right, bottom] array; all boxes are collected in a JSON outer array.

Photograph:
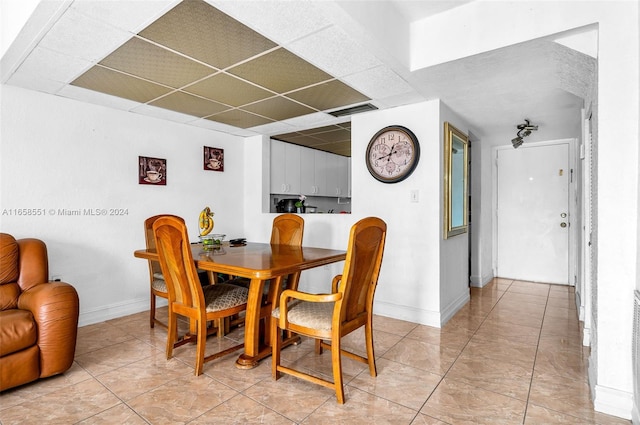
[[511, 119, 538, 148]]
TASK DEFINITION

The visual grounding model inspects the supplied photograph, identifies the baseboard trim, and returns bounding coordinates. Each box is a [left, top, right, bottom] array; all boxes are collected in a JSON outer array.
[[582, 326, 591, 346], [593, 384, 634, 420], [470, 272, 494, 288], [78, 297, 167, 327], [373, 300, 440, 328], [440, 290, 470, 326]]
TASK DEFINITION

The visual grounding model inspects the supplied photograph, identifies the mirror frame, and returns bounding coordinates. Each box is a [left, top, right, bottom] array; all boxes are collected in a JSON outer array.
[[443, 122, 469, 239]]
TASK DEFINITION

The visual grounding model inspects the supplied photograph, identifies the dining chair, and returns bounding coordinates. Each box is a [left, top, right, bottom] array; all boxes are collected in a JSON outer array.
[[152, 215, 249, 376], [270, 216, 386, 404], [145, 214, 220, 329]]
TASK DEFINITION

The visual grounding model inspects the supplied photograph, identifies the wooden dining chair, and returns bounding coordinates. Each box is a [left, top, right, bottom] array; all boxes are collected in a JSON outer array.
[[152, 215, 249, 376], [145, 214, 220, 329], [271, 217, 387, 404]]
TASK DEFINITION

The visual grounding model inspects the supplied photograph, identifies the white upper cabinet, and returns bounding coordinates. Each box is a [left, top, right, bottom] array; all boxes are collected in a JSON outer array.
[[300, 148, 316, 195], [270, 140, 300, 195], [270, 140, 349, 198]]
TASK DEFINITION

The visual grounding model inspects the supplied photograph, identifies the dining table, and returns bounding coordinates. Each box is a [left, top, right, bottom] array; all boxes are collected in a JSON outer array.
[[134, 241, 346, 369]]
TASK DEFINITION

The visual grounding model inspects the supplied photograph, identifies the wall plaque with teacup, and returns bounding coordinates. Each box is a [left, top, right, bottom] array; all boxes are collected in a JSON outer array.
[[139, 156, 166, 185], [204, 146, 224, 172]]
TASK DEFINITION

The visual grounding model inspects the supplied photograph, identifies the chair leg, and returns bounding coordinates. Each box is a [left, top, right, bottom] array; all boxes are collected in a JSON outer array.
[[150, 292, 156, 328], [331, 338, 345, 404], [195, 318, 207, 376], [365, 322, 377, 377], [166, 309, 177, 359], [271, 316, 282, 380]]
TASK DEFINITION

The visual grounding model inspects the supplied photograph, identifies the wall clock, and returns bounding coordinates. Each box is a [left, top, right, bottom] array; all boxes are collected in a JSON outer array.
[[365, 125, 420, 183]]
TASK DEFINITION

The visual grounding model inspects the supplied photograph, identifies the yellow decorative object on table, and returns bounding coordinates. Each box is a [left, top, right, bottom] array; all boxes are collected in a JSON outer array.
[[199, 206, 214, 236]]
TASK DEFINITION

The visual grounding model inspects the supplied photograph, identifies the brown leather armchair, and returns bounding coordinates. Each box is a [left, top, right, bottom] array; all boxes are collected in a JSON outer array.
[[0, 233, 79, 392]]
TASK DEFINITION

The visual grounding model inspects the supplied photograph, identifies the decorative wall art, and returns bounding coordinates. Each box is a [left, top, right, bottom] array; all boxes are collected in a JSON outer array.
[[204, 146, 224, 172], [139, 156, 166, 185]]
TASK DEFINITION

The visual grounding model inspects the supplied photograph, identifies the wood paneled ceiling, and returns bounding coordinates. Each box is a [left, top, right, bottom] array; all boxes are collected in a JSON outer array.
[[70, 0, 368, 156]]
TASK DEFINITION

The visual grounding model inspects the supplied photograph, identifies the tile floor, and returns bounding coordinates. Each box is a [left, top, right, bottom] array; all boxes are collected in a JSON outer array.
[[0, 278, 632, 424]]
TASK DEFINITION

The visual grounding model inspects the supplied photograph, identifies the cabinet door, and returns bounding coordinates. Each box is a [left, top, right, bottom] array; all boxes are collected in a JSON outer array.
[[325, 153, 339, 197], [270, 140, 287, 194], [336, 155, 349, 197], [314, 150, 328, 196], [285, 143, 301, 194], [300, 148, 315, 195]]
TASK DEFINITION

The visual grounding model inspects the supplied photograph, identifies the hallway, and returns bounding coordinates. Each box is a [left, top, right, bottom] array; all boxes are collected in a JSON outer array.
[[0, 278, 631, 424]]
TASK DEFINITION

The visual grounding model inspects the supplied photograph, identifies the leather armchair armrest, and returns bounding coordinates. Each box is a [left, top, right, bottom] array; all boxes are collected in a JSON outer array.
[[17, 238, 48, 292], [18, 282, 79, 378]]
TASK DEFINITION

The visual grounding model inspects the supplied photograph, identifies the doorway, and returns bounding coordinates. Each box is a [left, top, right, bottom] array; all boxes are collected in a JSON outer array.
[[494, 140, 576, 285]]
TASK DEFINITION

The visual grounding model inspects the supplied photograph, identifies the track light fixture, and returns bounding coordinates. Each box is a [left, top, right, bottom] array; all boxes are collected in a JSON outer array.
[[511, 119, 538, 148]]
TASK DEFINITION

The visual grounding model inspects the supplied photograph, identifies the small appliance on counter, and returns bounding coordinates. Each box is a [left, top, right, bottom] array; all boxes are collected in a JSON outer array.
[[276, 198, 298, 213]]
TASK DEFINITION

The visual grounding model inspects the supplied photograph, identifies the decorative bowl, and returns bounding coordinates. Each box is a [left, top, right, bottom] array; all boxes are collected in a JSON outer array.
[[200, 234, 225, 250]]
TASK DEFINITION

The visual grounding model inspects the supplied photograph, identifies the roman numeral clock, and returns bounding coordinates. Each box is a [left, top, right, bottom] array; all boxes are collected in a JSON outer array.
[[365, 125, 420, 183]]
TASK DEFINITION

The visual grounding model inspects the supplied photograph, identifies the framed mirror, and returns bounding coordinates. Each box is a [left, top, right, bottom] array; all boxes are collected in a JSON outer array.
[[444, 122, 469, 239]]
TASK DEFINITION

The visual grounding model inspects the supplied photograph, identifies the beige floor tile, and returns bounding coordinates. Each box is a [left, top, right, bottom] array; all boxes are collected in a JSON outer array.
[[96, 355, 193, 401], [547, 296, 578, 309], [499, 291, 548, 306], [280, 344, 368, 384], [528, 370, 595, 420], [0, 362, 92, 410], [302, 386, 418, 424], [190, 393, 295, 424], [242, 374, 334, 423], [75, 321, 137, 356], [382, 338, 460, 375], [410, 413, 451, 424], [206, 353, 274, 392], [338, 326, 405, 359], [484, 306, 544, 329], [348, 358, 442, 410], [445, 351, 533, 400], [75, 338, 165, 376], [462, 337, 538, 368], [0, 379, 120, 424], [76, 402, 149, 424], [420, 378, 527, 425], [405, 324, 474, 351], [443, 310, 487, 332], [508, 281, 551, 297], [127, 374, 237, 424], [474, 321, 541, 346], [533, 350, 589, 382], [373, 315, 419, 336]]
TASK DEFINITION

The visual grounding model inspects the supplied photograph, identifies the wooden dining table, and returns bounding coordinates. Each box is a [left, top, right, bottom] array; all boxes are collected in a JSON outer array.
[[134, 241, 346, 369]]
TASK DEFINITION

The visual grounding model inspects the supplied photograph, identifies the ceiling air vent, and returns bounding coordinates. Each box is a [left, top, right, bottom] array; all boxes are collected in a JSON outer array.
[[328, 103, 378, 117]]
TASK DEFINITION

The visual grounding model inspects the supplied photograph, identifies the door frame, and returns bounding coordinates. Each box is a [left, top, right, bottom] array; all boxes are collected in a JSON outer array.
[[492, 138, 579, 285]]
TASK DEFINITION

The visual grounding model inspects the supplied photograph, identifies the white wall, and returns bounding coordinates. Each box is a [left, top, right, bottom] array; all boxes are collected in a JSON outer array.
[[0, 85, 245, 325]]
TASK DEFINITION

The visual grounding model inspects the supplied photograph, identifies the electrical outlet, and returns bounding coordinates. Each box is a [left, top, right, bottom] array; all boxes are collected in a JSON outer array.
[[410, 189, 419, 203]]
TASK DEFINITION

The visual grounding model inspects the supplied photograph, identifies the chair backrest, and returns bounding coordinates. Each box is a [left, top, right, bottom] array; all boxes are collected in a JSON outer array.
[[270, 213, 304, 246], [145, 214, 180, 276], [152, 215, 204, 311], [337, 217, 386, 326]]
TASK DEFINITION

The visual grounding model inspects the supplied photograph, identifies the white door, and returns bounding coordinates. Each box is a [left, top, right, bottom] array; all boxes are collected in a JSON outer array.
[[496, 142, 570, 284]]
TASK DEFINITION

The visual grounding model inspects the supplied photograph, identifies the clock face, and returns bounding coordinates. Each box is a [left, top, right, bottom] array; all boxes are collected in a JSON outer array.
[[366, 126, 420, 183]]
